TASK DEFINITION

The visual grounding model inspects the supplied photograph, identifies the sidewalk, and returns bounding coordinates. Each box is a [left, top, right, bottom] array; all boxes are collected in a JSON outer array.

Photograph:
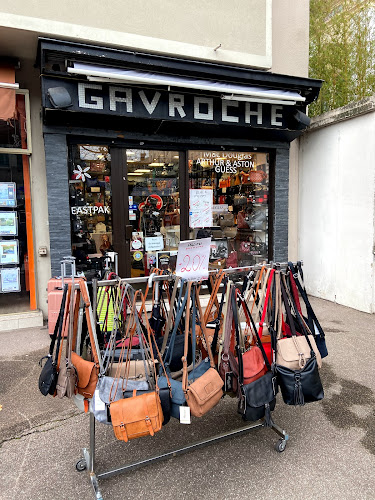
[[0, 297, 375, 500]]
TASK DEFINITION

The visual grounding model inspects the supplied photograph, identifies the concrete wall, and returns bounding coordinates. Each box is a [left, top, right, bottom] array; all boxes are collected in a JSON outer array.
[[298, 98, 375, 313], [0, 0, 310, 75]]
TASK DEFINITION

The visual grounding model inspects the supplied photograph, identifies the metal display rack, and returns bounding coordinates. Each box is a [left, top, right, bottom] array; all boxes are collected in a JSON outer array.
[[72, 262, 295, 500]]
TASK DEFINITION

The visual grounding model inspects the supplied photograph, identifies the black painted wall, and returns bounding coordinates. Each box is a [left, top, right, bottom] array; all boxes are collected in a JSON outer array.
[[44, 133, 72, 276], [273, 146, 290, 262]]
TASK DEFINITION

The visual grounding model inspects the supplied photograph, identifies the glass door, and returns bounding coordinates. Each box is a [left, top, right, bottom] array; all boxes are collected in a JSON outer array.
[[125, 149, 181, 277]]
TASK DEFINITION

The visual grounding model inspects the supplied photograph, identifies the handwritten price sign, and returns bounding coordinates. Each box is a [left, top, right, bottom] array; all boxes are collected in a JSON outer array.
[[176, 238, 211, 281]]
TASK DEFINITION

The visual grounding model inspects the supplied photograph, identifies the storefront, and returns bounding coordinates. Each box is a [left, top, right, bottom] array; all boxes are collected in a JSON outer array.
[[39, 39, 321, 278], [0, 62, 36, 314]]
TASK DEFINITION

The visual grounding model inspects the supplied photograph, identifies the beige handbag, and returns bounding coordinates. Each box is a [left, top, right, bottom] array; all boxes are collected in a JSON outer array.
[[275, 274, 322, 370], [182, 284, 223, 417]]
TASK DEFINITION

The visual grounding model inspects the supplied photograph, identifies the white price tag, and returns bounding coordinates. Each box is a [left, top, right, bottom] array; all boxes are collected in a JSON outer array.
[[179, 406, 191, 424], [176, 238, 211, 281], [94, 390, 105, 412]]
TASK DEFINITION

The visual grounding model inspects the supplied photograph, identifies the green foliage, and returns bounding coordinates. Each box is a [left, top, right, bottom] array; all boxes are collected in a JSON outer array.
[[309, 0, 375, 117]]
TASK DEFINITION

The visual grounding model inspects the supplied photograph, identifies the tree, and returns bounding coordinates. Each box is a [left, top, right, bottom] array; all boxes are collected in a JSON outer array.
[[309, 0, 375, 117]]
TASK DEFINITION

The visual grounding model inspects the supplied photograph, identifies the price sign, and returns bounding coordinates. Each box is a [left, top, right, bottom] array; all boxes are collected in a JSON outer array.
[[176, 238, 211, 281]]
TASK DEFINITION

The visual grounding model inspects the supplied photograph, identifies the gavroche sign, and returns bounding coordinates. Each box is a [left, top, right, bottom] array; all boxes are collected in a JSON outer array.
[[42, 77, 298, 129]]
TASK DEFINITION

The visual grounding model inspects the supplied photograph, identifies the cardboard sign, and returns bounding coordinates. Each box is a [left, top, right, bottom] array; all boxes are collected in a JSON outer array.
[[176, 238, 211, 281]]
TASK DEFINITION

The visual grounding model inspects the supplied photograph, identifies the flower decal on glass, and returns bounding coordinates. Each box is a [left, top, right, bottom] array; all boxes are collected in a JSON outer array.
[[73, 165, 91, 182]]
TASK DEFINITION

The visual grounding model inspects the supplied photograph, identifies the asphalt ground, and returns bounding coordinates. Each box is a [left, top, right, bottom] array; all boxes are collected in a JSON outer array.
[[0, 296, 374, 500]]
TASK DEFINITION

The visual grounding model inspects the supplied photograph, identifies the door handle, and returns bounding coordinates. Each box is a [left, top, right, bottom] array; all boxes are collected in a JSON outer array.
[[125, 225, 133, 241]]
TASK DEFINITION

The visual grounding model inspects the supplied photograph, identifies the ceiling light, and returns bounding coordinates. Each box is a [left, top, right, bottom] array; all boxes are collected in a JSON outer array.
[[127, 151, 135, 156], [173, 155, 179, 158], [135, 169, 151, 173], [128, 172, 143, 176], [149, 163, 165, 167]]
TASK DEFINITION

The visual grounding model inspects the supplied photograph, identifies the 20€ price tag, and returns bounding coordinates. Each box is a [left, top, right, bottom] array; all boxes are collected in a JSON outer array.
[[176, 238, 211, 281]]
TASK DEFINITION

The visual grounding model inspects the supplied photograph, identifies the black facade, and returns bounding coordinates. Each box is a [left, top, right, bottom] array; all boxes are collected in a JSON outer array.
[[38, 39, 322, 276]]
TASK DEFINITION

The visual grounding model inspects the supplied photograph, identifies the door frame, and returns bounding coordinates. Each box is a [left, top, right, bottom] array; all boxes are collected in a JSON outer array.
[[111, 146, 188, 277]]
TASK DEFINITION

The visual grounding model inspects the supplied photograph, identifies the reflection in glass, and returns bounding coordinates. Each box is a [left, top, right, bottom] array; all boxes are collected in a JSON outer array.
[[188, 150, 269, 269]]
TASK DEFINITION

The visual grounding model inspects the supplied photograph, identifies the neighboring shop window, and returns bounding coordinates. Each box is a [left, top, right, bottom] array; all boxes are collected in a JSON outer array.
[[0, 154, 29, 310], [188, 150, 269, 270], [68, 145, 112, 275], [0, 93, 31, 153], [126, 150, 180, 277]]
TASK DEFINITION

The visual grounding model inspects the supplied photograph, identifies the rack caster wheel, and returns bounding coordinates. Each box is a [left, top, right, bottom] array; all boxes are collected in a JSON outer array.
[[76, 458, 87, 471], [275, 439, 287, 453]]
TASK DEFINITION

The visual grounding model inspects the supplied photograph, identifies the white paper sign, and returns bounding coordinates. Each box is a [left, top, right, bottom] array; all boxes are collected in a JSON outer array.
[[179, 406, 191, 424], [176, 238, 211, 281], [145, 235, 164, 252], [189, 189, 213, 228], [212, 204, 228, 213]]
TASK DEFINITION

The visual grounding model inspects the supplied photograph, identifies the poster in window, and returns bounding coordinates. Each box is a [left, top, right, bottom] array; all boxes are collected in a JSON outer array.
[[0, 240, 19, 265], [0, 267, 21, 293], [0, 211, 18, 236], [0, 183, 17, 208], [189, 189, 213, 228]]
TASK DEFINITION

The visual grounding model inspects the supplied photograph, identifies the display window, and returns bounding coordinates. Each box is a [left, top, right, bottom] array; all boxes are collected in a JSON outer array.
[[188, 150, 269, 269], [126, 150, 180, 277], [68, 144, 113, 275]]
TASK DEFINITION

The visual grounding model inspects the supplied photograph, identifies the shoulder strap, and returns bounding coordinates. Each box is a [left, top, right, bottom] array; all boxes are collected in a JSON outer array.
[[51, 284, 68, 364]]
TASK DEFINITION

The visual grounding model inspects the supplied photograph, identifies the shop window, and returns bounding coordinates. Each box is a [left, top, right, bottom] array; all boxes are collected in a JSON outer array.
[[0, 154, 30, 311], [126, 150, 180, 277], [68, 144, 112, 277], [188, 150, 269, 270]]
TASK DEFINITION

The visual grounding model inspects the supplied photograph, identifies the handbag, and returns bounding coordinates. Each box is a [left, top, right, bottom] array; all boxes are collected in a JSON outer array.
[[275, 274, 322, 370], [288, 261, 328, 358], [247, 208, 267, 231], [219, 213, 234, 228], [39, 285, 68, 396], [223, 227, 237, 238], [236, 291, 277, 425], [56, 283, 78, 398], [226, 250, 238, 268], [234, 194, 247, 206], [110, 390, 163, 442], [219, 283, 240, 395], [237, 210, 250, 230], [276, 274, 324, 406], [183, 284, 223, 417], [109, 290, 165, 440], [239, 241, 251, 253], [249, 170, 267, 183]]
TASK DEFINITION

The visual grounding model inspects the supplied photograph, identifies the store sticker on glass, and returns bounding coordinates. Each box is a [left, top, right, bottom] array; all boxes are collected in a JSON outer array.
[[176, 238, 211, 281], [129, 210, 136, 221], [145, 235, 164, 251]]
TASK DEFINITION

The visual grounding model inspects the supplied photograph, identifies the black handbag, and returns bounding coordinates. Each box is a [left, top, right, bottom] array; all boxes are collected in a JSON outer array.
[[276, 274, 324, 406], [38, 285, 68, 396], [235, 289, 278, 425]]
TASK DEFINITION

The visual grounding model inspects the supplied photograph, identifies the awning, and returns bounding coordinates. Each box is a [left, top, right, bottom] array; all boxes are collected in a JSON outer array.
[[67, 62, 305, 106], [0, 65, 19, 121]]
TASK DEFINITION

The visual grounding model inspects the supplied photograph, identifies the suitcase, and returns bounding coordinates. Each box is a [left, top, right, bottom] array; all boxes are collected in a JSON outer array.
[[47, 258, 77, 335]]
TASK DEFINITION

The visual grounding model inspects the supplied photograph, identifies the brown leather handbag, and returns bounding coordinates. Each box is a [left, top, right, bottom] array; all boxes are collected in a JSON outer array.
[[219, 283, 239, 395], [109, 290, 164, 441], [183, 284, 223, 417], [69, 281, 100, 400], [110, 389, 163, 442]]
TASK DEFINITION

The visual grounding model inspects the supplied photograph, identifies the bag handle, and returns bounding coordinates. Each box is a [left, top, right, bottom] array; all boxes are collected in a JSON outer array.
[[288, 261, 325, 339], [160, 275, 181, 356], [204, 270, 225, 324], [280, 273, 315, 357], [211, 277, 228, 354], [236, 290, 272, 374], [257, 268, 275, 339]]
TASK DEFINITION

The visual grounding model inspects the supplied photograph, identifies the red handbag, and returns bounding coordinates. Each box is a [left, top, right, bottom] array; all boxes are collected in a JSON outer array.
[[226, 250, 238, 268], [240, 346, 268, 385]]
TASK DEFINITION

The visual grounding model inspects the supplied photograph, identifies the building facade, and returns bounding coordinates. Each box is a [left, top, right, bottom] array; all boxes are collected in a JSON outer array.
[[0, 0, 320, 325]]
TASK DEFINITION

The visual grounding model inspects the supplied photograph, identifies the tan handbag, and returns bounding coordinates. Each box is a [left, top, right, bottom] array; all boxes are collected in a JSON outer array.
[[183, 284, 223, 417], [108, 359, 156, 380], [71, 352, 98, 398], [276, 273, 322, 370], [110, 389, 163, 442], [276, 335, 322, 370]]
